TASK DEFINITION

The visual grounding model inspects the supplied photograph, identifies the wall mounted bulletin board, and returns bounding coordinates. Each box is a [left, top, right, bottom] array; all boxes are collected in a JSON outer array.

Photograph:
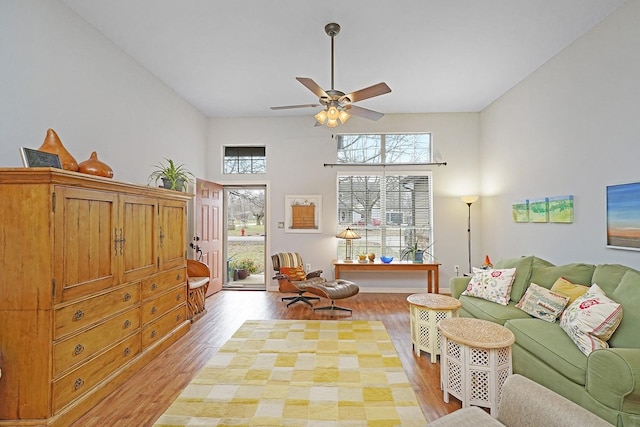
[[607, 182, 640, 251], [285, 195, 322, 233]]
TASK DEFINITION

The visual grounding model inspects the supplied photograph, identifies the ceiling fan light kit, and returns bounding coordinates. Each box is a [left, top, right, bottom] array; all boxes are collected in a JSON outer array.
[[271, 23, 391, 127]]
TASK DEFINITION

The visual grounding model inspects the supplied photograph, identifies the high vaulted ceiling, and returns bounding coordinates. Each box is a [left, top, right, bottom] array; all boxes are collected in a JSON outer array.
[[61, 0, 626, 119]]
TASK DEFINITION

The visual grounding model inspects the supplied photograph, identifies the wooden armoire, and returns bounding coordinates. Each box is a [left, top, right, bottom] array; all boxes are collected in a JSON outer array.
[[0, 168, 192, 426]]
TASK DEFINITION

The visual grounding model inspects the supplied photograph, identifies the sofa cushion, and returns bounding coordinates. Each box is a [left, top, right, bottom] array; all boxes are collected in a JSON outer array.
[[505, 318, 587, 385], [494, 255, 537, 303], [516, 283, 570, 322], [593, 264, 639, 296], [462, 268, 516, 305], [560, 284, 623, 356], [610, 269, 640, 348], [550, 277, 589, 305], [459, 295, 532, 325], [529, 263, 595, 289]]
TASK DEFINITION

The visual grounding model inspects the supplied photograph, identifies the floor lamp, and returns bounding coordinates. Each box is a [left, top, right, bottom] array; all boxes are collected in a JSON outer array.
[[461, 196, 479, 274], [336, 227, 361, 262]]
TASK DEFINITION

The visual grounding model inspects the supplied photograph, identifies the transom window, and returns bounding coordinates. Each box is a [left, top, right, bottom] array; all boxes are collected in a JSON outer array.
[[223, 146, 266, 174], [337, 133, 431, 164], [335, 132, 433, 260]]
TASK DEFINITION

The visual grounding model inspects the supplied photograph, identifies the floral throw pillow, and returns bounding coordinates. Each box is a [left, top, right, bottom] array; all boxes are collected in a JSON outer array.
[[461, 268, 517, 305], [559, 284, 623, 356], [516, 282, 570, 322]]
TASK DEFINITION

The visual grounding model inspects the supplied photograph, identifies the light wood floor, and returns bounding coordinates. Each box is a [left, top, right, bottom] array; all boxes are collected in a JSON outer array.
[[73, 290, 461, 426]]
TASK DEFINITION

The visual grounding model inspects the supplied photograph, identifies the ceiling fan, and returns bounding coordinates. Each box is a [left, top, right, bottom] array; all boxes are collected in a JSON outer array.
[[270, 23, 391, 127]]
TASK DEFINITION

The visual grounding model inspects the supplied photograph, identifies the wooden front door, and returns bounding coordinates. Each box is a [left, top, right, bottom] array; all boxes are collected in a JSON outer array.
[[195, 178, 223, 295]]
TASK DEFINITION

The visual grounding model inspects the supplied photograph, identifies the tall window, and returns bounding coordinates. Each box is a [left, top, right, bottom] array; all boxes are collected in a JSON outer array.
[[224, 146, 266, 174], [336, 133, 433, 260]]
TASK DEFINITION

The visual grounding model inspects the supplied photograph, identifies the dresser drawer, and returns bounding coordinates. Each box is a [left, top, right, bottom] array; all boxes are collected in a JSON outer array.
[[54, 283, 140, 339], [142, 304, 187, 348], [52, 334, 141, 412], [53, 307, 140, 377], [142, 285, 186, 324], [141, 267, 186, 299]]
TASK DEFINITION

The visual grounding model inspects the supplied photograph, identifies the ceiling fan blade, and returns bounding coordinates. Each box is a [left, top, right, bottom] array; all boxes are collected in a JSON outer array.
[[347, 105, 385, 121], [342, 82, 391, 103], [270, 103, 319, 110], [296, 77, 329, 99]]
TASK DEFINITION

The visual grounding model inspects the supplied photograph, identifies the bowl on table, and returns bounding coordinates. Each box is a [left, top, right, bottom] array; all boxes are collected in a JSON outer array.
[[380, 256, 393, 263]]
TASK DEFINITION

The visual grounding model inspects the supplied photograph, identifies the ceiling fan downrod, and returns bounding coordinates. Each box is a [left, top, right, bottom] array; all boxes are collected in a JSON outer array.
[[325, 23, 340, 92]]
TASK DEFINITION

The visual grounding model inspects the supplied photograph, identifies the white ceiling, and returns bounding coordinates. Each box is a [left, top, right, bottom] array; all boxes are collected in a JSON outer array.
[[61, 0, 626, 119]]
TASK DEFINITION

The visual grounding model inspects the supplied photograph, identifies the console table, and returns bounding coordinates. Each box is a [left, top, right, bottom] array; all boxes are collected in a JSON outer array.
[[333, 260, 440, 293]]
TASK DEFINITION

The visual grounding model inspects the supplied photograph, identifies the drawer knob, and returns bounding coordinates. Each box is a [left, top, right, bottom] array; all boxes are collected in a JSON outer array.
[[176, 294, 182, 301], [177, 314, 182, 322], [151, 306, 157, 314], [73, 344, 84, 356], [151, 283, 157, 291], [176, 273, 182, 280], [123, 292, 131, 302], [73, 378, 85, 391], [124, 347, 131, 357], [73, 310, 85, 321], [151, 330, 157, 338], [123, 320, 131, 329]]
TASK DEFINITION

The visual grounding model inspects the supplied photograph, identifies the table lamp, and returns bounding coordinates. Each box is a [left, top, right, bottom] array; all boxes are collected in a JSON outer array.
[[336, 227, 361, 262]]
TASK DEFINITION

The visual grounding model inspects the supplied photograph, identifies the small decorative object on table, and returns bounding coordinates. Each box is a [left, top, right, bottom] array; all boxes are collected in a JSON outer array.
[[78, 151, 114, 178], [367, 252, 375, 262], [357, 253, 368, 263], [380, 256, 393, 263], [37, 128, 79, 171], [481, 255, 493, 269]]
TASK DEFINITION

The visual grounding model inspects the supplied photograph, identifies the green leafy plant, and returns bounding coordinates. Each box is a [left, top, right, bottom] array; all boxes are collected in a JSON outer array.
[[148, 158, 194, 191], [229, 258, 260, 274], [401, 241, 436, 262]]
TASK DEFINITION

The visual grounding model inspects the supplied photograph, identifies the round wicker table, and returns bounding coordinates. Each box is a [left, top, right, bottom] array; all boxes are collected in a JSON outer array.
[[438, 317, 515, 416], [407, 293, 461, 363]]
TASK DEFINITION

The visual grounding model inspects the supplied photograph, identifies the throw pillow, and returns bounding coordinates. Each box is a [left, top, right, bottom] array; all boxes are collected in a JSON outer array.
[[559, 284, 623, 356], [461, 267, 516, 306], [550, 277, 589, 305], [516, 282, 570, 322], [279, 266, 306, 281]]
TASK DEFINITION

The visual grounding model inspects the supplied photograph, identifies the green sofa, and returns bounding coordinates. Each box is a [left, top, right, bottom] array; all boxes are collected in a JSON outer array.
[[449, 256, 640, 427]]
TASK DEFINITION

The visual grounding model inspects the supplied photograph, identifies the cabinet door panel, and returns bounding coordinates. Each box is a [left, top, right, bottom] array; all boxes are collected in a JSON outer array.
[[159, 199, 186, 271], [120, 195, 158, 282], [54, 187, 118, 303]]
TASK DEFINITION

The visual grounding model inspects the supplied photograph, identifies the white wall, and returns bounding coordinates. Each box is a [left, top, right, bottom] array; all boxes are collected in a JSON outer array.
[[0, 0, 208, 183], [479, 0, 640, 269], [208, 113, 481, 292]]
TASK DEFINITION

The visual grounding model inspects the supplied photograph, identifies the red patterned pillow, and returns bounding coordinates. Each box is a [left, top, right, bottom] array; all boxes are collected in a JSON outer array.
[[280, 266, 306, 281]]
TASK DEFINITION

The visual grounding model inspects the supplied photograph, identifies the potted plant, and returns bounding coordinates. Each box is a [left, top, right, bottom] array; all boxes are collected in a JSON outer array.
[[401, 241, 435, 263], [229, 258, 260, 280], [148, 158, 194, 191]]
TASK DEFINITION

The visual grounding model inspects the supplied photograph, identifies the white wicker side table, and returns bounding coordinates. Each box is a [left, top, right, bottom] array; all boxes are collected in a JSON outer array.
[[438, 317, 515, 416], [407, 293, 461, 363]]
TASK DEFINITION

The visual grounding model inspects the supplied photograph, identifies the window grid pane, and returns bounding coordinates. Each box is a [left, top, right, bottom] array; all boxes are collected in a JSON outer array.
[[337, 172, 432, 260], [224, 146, 266, 174]]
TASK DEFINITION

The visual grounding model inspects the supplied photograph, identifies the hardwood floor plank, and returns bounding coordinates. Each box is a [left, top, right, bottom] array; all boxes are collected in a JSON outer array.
[[72, 291, 461, 426]]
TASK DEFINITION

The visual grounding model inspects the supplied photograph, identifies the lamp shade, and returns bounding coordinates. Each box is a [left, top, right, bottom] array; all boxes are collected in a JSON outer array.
[[460, 195, 479, 205], [336, 227, 361, 240]]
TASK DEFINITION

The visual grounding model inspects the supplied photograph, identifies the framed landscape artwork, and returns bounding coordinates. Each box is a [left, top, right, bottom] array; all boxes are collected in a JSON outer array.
[[529, 197, 549, 223], [512, 200, 529, 222], [549, 195, 574, 223], [607, 182, 640, 251]]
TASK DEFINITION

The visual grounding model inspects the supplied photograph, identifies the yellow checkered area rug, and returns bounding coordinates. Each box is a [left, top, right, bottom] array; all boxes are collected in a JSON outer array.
[[154, 320, 427, 426]]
